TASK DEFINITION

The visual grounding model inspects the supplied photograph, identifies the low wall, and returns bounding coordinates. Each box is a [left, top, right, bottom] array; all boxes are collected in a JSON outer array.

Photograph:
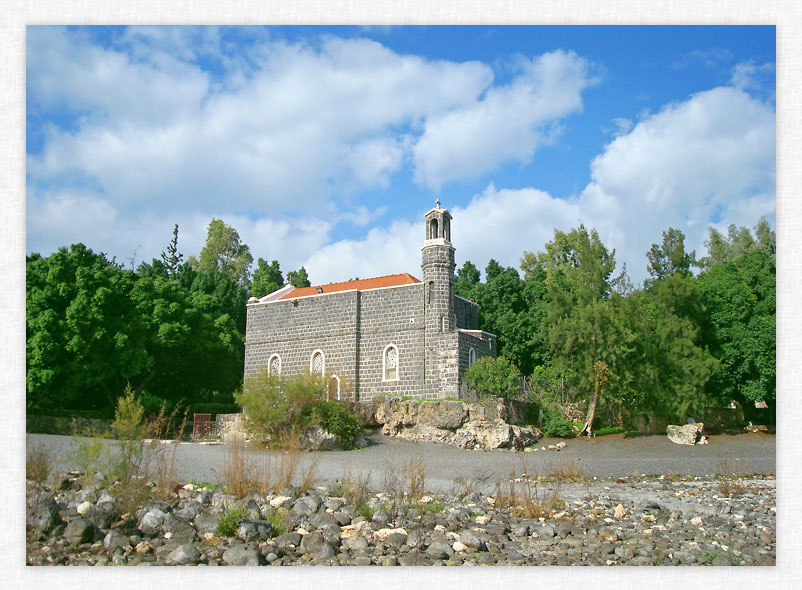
[[26, 415, 113, 436]]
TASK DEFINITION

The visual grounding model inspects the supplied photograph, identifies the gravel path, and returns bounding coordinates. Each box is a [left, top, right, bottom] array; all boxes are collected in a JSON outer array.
[[27, 430, 775, 494]]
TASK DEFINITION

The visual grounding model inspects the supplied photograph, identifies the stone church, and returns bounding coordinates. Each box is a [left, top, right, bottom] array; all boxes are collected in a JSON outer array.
[[244, 202, 496, 401]]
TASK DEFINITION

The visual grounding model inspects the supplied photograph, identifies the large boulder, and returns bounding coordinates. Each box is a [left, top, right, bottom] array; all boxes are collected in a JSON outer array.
[[667, 423, 706, 445], [26, 483, 62, 535], [453, 420, 540, 449]]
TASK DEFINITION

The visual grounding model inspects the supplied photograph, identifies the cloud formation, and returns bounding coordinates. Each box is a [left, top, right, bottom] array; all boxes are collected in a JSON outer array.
[[304, 85, 775, 285]]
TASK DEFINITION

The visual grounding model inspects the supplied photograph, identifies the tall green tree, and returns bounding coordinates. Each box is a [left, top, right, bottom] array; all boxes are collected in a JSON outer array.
[[198, 218, 254, 286], [26, 244, 152, 411], [160, 224, 184, 277], [645, 227, 696, 285], [251, 258, 284, 298], [529, 225, 634, 435], [697, 244, 775, 409], [287, 266, 311, 288]]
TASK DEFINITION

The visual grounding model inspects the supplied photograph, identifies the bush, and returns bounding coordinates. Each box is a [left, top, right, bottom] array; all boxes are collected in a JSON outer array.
[[235, 372, 326, 444], [236, 372, 362, 449], [301, 402, 362, 450], [464, 357, 521, 399], [541, 408, 575, 438]]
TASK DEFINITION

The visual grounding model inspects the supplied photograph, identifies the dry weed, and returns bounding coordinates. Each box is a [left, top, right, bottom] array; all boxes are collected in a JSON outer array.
[[149, 406, 188, 494], [26, 442, 54, 485], [717, 458, 747, 497], [542, 459, 585, 483], [404, 456, 426, 501], [450, 470, 494, 501], [221, 435, 255, 497], [494, 472, 563, 519]]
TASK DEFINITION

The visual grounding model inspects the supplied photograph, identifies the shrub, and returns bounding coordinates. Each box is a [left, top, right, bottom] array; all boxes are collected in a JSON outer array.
[[112, 385, 148, 440], [301, 401, 362, 450], [464, 357, 521, 400], [541, 408, 575, 438], [236, 372, 362, 450], [235, 372, 326, 444]]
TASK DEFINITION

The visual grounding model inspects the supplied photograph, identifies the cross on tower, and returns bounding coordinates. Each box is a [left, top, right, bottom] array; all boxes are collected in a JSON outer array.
[[435, 198, 440, 209]]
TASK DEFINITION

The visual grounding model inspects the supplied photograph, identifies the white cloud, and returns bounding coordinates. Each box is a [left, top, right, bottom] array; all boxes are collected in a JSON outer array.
[[412, 51, 593, 189], [28, 29, 499, 217], [299, 84, 775, 287]]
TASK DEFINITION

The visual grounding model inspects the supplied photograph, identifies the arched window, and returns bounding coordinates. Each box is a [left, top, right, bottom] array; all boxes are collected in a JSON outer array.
[[430, 218, 439, 239], [269, 354, 281, 378], [310, 350, 325, 377], [428, 281, 434, 305], [468, 347, 476, 366], [383, 344, 399, 381], [328, 375, 340, 401]]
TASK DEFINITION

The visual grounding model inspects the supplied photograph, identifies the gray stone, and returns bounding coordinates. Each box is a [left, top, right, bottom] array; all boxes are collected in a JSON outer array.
[[193, 512, 219, 534], [237, 519, 273, 541], [103, 530, 131, 551], [223, 544, 265, 566], [139, 507, 166, 535], [275, 532, 302, 551], [166, 543, 201, 565], [342, 534, 368, 551], [26, 484, 62, 535], [63, 517, 95, 546], [426, 539, 455, 560], [300, 531, 335, 559]]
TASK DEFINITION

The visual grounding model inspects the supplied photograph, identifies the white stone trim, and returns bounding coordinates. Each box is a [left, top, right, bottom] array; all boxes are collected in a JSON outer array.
[[247, 284, 295, 305], [250, 281, 421, 305], [268, 354, 282, 377], [458, 329, 496, 340], [310, 349, 325, 377], [382, 343, 399, 382]]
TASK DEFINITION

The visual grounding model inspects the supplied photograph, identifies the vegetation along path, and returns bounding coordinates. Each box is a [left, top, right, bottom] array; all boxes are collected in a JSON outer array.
[[28, 430, 775, 493]]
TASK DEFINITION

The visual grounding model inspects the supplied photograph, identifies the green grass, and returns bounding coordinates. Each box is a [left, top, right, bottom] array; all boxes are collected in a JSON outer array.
[[594, 426, 627, 436], [216, 503, 248, 537], [411, 497, 445, 514]]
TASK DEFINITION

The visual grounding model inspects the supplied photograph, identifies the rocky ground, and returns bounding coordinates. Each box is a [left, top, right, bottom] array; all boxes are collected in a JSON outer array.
[[26, 469, 775, 566]]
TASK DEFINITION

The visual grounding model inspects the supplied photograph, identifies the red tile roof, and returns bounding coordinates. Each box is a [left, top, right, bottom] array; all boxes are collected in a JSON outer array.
[[279, 273, 421, 300]]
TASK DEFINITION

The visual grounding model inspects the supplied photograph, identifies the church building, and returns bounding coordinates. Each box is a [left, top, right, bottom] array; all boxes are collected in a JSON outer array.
[[244, 202, 496, 401]]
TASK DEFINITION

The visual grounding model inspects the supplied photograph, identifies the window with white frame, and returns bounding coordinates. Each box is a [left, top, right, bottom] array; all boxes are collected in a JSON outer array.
[[269, 354, 281, 378], [328, 375, 340, 401], [468, 347, 476, 366], [310, 350, 325, 376], [383, 344, 399, 381]]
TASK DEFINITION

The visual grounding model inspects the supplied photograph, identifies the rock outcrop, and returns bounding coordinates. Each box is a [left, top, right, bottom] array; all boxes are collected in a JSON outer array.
[[358, 398, 541, 449]]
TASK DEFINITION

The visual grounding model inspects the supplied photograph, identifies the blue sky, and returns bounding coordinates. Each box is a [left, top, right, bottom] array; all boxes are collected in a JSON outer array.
[[26, 25, 776, 286]]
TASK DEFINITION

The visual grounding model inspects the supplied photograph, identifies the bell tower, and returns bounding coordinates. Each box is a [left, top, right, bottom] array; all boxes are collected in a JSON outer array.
[[422, 199, 455, 334]]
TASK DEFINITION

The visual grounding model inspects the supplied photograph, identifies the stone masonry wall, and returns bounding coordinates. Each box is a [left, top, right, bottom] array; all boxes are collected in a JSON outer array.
[[454, 296, 478, 330], [244, 290, 360, 399], [457, 330, 496, 383], [245, 284, 430, 402], [356, 284, 426, 401]]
